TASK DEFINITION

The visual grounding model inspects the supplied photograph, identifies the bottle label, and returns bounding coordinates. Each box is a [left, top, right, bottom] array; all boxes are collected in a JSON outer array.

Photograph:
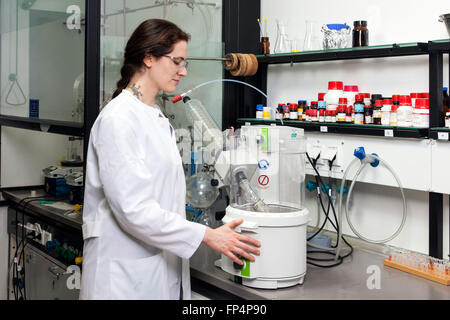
[[355, 114, 364, 124], [373, 110, 382, 118], [365, 116, 372, 124], [337, 113, 346, 122]]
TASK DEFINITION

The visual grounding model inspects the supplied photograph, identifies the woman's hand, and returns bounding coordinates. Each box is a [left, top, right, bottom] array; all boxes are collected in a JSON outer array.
[[202, 219, 261, 265]]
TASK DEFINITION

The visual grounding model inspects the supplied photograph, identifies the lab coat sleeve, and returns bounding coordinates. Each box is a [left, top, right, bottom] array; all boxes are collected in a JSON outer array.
[[94, 114, 206, 259]]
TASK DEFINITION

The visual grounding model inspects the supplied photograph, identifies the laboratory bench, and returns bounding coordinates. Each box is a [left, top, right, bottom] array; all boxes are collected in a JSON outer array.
[[190, 243, 450, 300], [2, 188, 449, 300], [2, 187, 82, 300]]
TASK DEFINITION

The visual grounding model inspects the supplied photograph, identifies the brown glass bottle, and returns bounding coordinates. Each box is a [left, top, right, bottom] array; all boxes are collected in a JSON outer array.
[[261, 37, 270, 54], [352, 21, 368, 47]]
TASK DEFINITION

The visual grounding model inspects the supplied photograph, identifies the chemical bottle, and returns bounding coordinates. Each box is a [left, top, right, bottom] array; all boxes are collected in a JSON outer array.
[[290, 103, 298, 120], [297, 100, 303, 120], [276, 104, 283, 120], [443, 87, 449, 116], [373, 100, 383, 125], [263, 106, 271, 120], [381, 99, 392, 126], [346, 105, 353, 123], [324, 81, 343, 112], [337, 98, 347, 123], [397, 95, 413, 127], [410, 93, 421, 108], [318, 109, 325, 122], [311, 109, 318, 122], [412, 98, 429, 128], [304, 102, 310, 121], [283, 105, 290, 119], [361, 93, 371, 107], [354, 94, 364, 125], [343, 85, 359, 108], [256, 104, 264, 119]]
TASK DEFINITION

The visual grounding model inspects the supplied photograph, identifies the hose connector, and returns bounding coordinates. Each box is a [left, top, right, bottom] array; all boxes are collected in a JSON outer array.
[[171, 89, 193, 103], [353, 147, 379, 167]]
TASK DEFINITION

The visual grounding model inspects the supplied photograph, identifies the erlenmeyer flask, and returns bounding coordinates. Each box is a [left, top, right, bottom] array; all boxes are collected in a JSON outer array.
[[274, 20, 290, 53], [303, 20, 321, 51]]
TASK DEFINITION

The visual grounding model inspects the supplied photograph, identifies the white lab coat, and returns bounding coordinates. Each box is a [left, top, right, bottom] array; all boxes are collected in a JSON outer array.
[[80, 90, 206, 300]]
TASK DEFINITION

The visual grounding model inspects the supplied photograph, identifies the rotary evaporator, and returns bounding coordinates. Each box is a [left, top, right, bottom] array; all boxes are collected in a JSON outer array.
[[179, 91, 309, 289]]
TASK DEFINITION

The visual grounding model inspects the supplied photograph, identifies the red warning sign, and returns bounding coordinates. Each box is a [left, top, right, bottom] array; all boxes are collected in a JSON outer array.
[[258, 175, 269, 186]]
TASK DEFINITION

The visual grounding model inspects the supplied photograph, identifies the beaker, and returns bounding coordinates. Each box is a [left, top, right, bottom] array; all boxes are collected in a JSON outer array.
[[303, 20, 321, 51], [274, 20, 290, 54]]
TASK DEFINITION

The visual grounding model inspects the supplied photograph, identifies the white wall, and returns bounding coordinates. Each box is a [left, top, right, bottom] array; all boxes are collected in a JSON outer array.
[[262, 0, 450, 257]]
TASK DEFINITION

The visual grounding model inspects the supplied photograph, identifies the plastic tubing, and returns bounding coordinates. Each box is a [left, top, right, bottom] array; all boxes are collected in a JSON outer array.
[[176, 78, 284, 125], [335, 155, 408, 260]]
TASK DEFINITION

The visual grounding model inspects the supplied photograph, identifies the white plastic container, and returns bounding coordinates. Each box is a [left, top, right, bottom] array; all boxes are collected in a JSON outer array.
[[412, 98, 429, 128], [324, 81, 343, 111], [381, 99, 392, 126], [342, 85, 359, 108], [397, 105, 413, 127]]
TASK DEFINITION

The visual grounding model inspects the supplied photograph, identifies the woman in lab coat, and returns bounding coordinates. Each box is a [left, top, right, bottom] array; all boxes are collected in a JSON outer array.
[[80, 19, 260, 300]]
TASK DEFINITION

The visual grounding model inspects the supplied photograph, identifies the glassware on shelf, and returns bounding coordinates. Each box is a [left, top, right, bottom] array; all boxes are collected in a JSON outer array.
[[303, 20, 321, 51], [321, 23, 351, 49], [274, 20, 290, 53]]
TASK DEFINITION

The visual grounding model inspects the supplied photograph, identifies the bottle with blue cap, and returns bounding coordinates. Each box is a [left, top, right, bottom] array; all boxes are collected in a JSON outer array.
[[256, 104, 264, 119]]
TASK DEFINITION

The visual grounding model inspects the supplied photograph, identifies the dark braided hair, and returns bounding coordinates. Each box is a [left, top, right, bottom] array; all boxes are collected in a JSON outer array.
[[112, 19, 190, 99]]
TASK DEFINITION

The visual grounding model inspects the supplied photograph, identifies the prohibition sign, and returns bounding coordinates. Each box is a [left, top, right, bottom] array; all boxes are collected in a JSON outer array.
[[258, 175, 269, 186]]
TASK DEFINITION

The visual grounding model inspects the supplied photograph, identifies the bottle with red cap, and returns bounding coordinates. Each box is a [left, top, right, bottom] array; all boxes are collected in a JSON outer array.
[[410, 93, 421, 108], [397, 95, 413, 127], [354, 94, 365, 125], [324, 81, 344, 112], [346, 105, 353, 123], [381, 99, 392, 126], [311, 109, 318, 122], [373, 100, 383, 125], [318, 109, 325, 122], [283, 104, 290, 119], [276, 104, 284, 120], [337, 98, 347, 123], [290, 103, 298, 120], [361, 93, 371, 107], [412, 98, 429, 128]]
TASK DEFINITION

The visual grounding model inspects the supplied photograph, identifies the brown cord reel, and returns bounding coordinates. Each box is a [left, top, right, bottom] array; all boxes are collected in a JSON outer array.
[[223, 53, 258, 76]]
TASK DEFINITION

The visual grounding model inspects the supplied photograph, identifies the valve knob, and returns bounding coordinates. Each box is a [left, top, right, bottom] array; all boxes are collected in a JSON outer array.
[[354, 147, 366, 160]]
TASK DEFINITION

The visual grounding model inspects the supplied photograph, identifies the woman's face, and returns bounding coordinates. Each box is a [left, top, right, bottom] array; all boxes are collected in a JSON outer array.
[[148, 40, 188, 93]]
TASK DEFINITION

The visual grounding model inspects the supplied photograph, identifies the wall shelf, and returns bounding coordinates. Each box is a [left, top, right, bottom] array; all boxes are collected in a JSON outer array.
[[0, 115, 83, 137], [429, 127, 450, 141], [237, 118, 429, 139], [256, 40, 450, 64]]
